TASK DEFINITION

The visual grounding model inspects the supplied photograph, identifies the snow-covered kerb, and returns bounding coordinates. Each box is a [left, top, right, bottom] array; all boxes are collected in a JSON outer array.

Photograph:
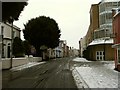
[[11, 62, 46, 71], [72, 58, 118, 88], [2, 57, 42, 69]]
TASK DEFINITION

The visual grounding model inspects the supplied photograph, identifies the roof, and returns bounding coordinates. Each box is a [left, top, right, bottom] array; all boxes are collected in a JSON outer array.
[[0, 22, 21, 31], [113, 8, 120, 18], [89, 38, 113, 46], [112, 43, 120, 48], [101, 0, 120, 2]]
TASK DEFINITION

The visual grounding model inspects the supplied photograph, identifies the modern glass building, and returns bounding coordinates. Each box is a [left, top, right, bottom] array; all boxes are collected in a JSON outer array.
[[94, 0, 120, 39], [87, 0, 120, 61]]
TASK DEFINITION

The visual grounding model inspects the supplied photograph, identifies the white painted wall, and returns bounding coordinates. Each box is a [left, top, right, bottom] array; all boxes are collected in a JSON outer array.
[[2, 57, 42, 69], [0, 22, 21, 58]]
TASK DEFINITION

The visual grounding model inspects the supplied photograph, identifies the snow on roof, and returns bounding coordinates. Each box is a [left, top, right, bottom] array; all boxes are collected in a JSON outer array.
[[112, 43, 120, 48], [89, 38, 113, 46], [101, 0, 120, 2], [113, 8, 120, 18]]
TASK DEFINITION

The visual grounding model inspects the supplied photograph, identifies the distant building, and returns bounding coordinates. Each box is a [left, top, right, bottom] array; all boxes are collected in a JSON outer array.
[[79, 36, 86, 57], [54, 41, 64, 58], [69, 47, 79, 57], [112, 8, 120, 71], [62, 40, 68, 57], [0, 22, 21, 58], [48, 40, 66, 58]]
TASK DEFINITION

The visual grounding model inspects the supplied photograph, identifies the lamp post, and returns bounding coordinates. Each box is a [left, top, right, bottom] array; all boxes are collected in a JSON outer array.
[[104, 39, 106, 60], [104, 37, 110, 60], [0, 26, 3, 58], [10, 16, 13, 68]]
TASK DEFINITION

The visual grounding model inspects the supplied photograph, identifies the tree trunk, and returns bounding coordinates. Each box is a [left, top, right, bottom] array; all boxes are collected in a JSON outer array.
[[35, 46, 42, 57]]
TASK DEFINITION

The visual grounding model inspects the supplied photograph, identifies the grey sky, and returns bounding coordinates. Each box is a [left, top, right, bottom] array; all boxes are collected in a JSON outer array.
[[14, 0, 101, 49]]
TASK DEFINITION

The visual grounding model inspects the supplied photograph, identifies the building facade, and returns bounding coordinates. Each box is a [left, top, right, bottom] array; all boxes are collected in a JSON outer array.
[[0, 22, 21, 58], [84, 0, 120, 61], [112, 8, 120, 71], [83, 4, 100, 60], [86, 4, 99, 46], [54, 40, 64, 58]]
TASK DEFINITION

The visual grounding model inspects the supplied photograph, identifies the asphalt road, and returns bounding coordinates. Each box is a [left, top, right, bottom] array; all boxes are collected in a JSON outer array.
[[2, 57, 78, 89]]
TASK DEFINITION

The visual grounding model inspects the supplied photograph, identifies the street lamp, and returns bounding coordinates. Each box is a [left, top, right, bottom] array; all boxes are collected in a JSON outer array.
[[10, 16, 14, 69], [104, 37, 110, 60], [104, 39, 106, 61]]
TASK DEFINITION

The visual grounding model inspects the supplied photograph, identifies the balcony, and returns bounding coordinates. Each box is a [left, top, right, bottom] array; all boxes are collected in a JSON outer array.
[[93, 28, 113, 40]]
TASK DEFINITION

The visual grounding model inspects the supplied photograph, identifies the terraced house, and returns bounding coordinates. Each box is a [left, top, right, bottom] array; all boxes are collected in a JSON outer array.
[[0, 22, 21, 58]]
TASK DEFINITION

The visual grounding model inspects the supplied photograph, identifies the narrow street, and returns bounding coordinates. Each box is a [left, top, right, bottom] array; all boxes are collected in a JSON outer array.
[[2, 57, 78, 89], [2, 57, 119, 89]]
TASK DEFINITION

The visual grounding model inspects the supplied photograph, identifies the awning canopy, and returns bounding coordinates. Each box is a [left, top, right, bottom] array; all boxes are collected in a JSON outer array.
[[88, 39, 113, 46], [112, 43, 120, 48]]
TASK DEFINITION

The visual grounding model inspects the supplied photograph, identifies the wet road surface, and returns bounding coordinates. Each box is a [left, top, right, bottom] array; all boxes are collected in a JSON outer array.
[[2, 57, 78, 89]]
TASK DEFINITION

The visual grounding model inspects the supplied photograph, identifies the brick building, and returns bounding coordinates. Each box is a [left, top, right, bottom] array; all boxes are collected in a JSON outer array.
[[112, 8, 120, 71], [83, 0, 120, 61]]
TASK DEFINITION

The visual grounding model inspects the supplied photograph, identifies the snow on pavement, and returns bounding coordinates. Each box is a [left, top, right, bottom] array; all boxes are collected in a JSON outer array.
[[73, 57, 91, 62], [11, 62, 46, 71], [72, 58, 119, 88]]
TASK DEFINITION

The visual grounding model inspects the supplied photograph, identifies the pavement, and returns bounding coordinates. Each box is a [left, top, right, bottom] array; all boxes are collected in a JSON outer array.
[[72, 57, 119, 89]]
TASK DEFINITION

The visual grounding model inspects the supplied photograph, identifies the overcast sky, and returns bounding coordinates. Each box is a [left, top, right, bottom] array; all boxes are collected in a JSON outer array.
[[14, 0, 101, 49]]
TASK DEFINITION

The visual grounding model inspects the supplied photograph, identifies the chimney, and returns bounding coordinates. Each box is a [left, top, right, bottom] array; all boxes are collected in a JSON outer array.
[[112, 9, 117, 17]]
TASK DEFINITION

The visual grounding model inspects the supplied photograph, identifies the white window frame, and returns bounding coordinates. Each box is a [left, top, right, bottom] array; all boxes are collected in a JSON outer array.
[[96, 51, 104, 60]]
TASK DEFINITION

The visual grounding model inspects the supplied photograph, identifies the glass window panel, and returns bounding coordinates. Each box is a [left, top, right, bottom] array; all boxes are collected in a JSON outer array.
[[97, 56, 99, 60], [97, 51, 99, 55], [100, 56, 102, 60]]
